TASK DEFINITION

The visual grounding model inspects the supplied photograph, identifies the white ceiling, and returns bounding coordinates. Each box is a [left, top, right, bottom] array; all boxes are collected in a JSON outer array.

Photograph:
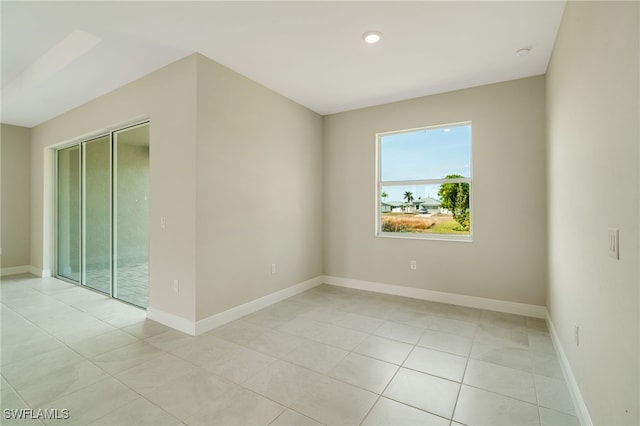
[[1, 1, 566, 128]]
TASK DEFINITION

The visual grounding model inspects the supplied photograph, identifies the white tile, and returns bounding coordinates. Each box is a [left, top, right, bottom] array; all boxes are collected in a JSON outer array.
[[241, 327, 306, 358], [66, 329, 139, 358], [475, 325, 529, 349], [470, 341, 532, 372], [88, 397, 181, 426], [169, 334, 238, 364], [426, 316, 477, 338], [297, 306, 350, 324], [383, 368, 460, 419], [0, 378, 42, 426], [282, 340, 348, 374], [463, 359, 537, 404], [538, 407, 580, 426], [535, 375, 576, 415], [328, 312, 386, 333], [114, 353, 203, 395], [242, 306, 305, 329], [2, 347, 84, 389], [269, 409, 322, 426], [386, 308, 432, 328], [144, 371, 235, 420], [209, 320, 269, 346], [529, 331, 556, 354], [40, 377, 139, 426], [404, 347, 467, 382], [328, 352, 399, 393], [144, 329, 195, 352], [435, 304, 482, 323], [1, 331, 67, 366], [245, 360, 378, 425], [122, 319, 172, 339], [480, 311, 528, 331], [14, 359, 108, 407], [194, 342, 277, 385], [279, 319, 369, 351], [418, 329, 473, 356], [184, 387, 285, 426], [454, 385, 539, 426], [92, 341, 163, 374], [527, 318, 549, 332], [374, 321, 424, 344], [531, 351, 564, 379], [362, 397, 450, 426], [353, 334, 414, 365]]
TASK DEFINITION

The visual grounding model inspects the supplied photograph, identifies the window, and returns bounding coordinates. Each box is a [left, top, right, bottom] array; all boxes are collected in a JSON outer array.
[[376, 122, 472, 240]]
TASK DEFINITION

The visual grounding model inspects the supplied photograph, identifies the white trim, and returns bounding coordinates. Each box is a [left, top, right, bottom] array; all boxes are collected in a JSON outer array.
[[146, 307, 196, 335], [546, 309, 593, 426], [146, 276, 324, 336], [31, 266, 52, 277], [1, 265, 30, 276], [194, 276, 324, 335], [0, 265, 51, 277], [324, 275, 546, 318]]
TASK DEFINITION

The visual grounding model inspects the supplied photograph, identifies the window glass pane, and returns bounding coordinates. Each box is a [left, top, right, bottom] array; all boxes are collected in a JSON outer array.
[[380, 124, 471, 181], [83, 136, 111, 294], [380, 183, 470, 236], [114, 123, 149, 308]]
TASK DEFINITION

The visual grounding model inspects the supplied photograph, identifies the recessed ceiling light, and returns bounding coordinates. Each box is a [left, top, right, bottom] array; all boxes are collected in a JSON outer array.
[[516, 48, 531, 57], [362, 31, 382, 44]]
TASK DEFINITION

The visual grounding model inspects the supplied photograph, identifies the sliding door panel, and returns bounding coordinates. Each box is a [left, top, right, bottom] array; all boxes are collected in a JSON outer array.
[[113, 124, 149, 307], [56, 122, 149, 308], [57, 145, 81, 282], [82, 136, 111, 294]]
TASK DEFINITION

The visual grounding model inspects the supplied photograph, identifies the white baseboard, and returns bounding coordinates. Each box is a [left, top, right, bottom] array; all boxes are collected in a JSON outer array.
[[0, 265, 47, 277], [546, 310, 593, 426], [146, 276, 324, 336], [146, 307, 197, 335], [194, 276, 324, 335], [31, 266, 52, 277], [1, 265, 31, 276], [323, 275, 546, 318]]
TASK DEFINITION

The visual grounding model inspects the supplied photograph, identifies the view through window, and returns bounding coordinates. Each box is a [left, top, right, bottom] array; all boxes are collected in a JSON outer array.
[[377, 122, 472, 240]]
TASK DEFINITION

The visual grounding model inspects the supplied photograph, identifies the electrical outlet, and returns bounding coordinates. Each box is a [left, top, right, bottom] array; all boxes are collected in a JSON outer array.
[[574, 325, 580, 347], [410, 260, 417, 270], [160, 216, 166, 229], [172, 279, 179, 293], [271, 263, 277, 275]]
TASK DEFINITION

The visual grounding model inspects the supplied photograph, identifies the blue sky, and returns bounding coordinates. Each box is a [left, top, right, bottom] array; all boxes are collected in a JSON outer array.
[[380, 124, 471, 202]]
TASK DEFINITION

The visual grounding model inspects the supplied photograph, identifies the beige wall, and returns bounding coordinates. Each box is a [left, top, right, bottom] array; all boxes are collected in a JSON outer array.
[[1, 124, 31, 270], [194, 55, 324, 320], [28, 53, 323, 324], [324, 76, 547, 306], [30, 55, 198, 321], [546, 2, 639, 424]]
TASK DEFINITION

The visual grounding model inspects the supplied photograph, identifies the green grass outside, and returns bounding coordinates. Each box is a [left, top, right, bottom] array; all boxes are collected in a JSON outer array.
[[427, 219, 469, 235]]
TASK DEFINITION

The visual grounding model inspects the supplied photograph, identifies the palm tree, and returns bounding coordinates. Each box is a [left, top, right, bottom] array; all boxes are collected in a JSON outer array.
[[381, 191, 388, 202], [403, 191, 414, 213]]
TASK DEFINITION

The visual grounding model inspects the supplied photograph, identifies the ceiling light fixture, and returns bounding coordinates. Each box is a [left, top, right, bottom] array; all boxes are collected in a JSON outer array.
[[516, 48, 531, 57], [362, 31, 382, 44]]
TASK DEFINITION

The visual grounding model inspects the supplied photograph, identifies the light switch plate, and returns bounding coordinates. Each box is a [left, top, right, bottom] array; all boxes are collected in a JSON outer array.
[[608, 228, 619, 260]]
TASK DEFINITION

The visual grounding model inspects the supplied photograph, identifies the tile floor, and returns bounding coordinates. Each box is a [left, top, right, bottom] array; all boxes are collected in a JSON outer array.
[[80, 262, 149, 308], [0, 274, 579, 426]]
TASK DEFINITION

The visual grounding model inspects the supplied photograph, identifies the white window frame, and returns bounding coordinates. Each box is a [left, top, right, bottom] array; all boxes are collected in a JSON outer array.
[[375, 121, 473, 241]]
